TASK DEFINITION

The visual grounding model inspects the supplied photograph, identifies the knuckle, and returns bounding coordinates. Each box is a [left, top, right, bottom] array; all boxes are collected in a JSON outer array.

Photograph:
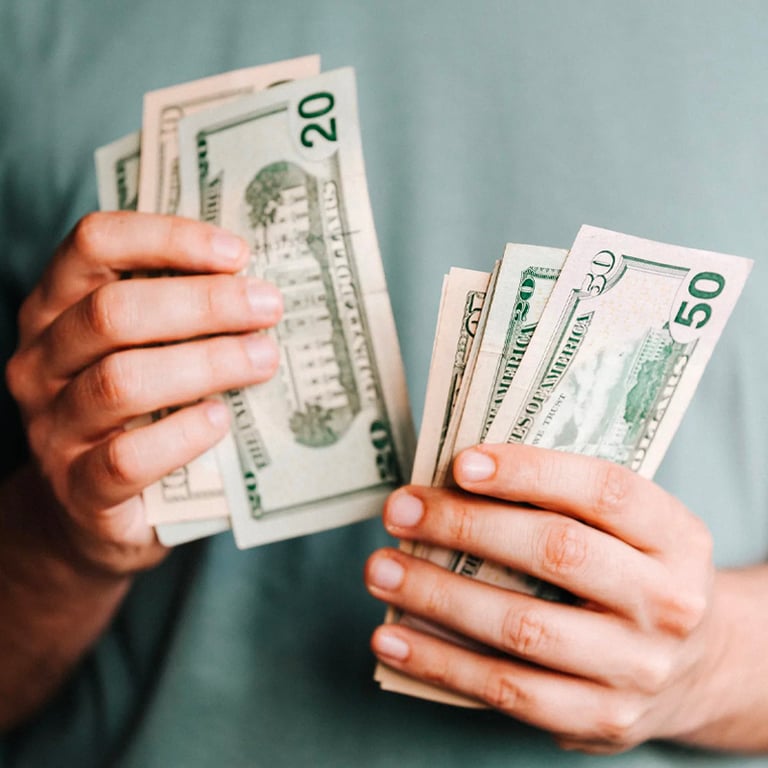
[[82, 284, 128, 339], [5, 352, 26, 400], [177, 407, 206, 452], [201, 338, 234, 386], [592, 701, 642, 747], [446, 497, 476, 547], [71, 212, 108, 257], [631, 652, 674, 694], [654, 586, 708, 636], [592, 462, 631, 517], [482, 669, 533, 717], [197, 276, 237, 322], [421, 654, 453, 691], [102, 433, 142, 486], [537, 520, 588, 578], [424, 580, 453, 618], [26, 415, 52, 459], [163, 215, 189, 255], [499, 606, 550, 657], [88, 354, 137, 411]]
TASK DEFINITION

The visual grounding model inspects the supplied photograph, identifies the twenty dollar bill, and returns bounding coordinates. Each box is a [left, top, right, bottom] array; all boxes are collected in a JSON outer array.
[[177, 68, 415, 547]]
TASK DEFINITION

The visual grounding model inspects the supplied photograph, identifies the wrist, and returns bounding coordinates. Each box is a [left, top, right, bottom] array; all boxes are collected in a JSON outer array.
[[664, 567, 768, 752], [3, 461, 167, 582]]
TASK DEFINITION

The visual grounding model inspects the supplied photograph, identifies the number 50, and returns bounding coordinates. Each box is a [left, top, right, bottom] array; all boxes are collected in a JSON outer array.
[[674, 271, 726, 329]]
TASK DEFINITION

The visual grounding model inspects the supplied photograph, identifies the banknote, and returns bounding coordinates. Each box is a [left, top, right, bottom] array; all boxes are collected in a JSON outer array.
[[138, 55, 320, 215], [177, 68, 415, 547], [453, 244, 567, 449], [411, 268, 491, 486], [94, 131, 140, 211], [428, 261, 500, 488], [377, 266, 491, 706], [93, 132, 231, 543]]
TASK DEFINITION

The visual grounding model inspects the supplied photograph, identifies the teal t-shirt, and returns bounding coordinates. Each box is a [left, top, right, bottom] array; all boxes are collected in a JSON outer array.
[[2, 1, 768, 766]]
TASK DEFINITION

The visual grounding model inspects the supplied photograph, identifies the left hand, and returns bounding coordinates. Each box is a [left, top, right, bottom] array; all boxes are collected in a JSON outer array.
[[365, 443, 719, 754]]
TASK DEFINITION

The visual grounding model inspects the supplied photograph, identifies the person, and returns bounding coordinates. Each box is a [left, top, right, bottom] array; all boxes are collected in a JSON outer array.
[[2, 1, 768, 766]]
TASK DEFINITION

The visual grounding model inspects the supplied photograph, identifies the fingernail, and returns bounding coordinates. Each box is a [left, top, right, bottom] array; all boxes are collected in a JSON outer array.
[[247, 279, 282, 318], [387, 490, 424, 528], [205, 400, 229, 428], [211, 231, 246, 262], [368, 556, 405, 590], [373, 630, 410, 661], [456, 450, 496, 482], [244, 334, 278, 371]]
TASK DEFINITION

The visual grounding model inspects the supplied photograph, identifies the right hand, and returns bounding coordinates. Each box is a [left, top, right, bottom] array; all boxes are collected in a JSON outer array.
[[5, 212, 283, 575]]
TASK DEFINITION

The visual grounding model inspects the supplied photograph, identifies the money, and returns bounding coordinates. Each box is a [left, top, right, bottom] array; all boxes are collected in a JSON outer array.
[[138, 56, 320, 215], [377, 266, 491, 706], [377, 226, 752, 705], [94, 131, 140, 211], [94, 131, 232, 544], [430, 246, 563, 488], [176, 68, 415, 547], [410, 268, 492, 486], [485, 226, 752, 467], [135, 56, 322, 533], [452, 244, 566, 450], [377, 247, 565, 703]]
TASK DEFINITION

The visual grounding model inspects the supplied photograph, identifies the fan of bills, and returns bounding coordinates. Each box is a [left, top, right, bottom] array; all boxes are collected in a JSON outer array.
[[375, 230, 751, 704], [94, 53, 752, 622], [95, 56, 416, 549]]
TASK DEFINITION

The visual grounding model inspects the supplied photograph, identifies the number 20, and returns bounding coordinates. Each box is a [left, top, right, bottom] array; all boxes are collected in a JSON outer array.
[[299, 91, 338, 147]]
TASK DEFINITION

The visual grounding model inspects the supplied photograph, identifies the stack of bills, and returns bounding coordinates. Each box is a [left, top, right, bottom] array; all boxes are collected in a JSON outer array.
[[375, 227, 752, 705], [95, 56, 416, 548]]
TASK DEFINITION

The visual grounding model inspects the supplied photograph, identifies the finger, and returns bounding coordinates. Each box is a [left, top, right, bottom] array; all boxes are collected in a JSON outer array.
[[19, 212, 249, 343], [55, 332, 279, 439], [35, 274, 282, 379], [453, 444, 692, 553], [370, 625, 642, 747], [382, 487, 670, 620], [68, 399, 231, 512], [366, 549, 668, 690]]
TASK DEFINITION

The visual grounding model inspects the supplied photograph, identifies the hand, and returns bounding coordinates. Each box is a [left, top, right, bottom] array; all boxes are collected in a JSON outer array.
[[5, 212, 282, 576], [366, 444, 720, 754]]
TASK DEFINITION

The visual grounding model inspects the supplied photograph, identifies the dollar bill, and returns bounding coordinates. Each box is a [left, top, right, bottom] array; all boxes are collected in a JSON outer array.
[[377, 266, 491, 706], [428, 261, 500, 488], [138, 55, 320, 215], [411, 268, 492, 486], [177, 68, 415, 547], [94, 132, 231, 543], [454, 244, 567, 448], [94, 131, 141, 211]]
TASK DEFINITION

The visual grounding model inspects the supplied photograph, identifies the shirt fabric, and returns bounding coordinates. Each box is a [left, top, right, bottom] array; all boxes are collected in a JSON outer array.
[[1, 1, 768, 766]]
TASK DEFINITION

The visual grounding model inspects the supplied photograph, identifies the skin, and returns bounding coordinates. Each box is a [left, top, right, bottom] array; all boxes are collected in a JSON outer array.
[[366, 444, 768, 754], [0, 212, 282, 729]]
